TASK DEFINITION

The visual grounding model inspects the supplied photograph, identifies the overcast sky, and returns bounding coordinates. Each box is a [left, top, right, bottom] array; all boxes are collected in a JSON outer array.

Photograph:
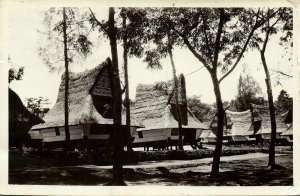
[[7, 4, 293, 108]]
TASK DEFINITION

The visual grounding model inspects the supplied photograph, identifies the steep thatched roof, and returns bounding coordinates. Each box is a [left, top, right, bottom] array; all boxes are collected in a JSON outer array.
[[209, 112, 232, 136], [32, 58, 142, 130], [131, 75, 208, 131], [226, 110, 254, 136], [9, 88, 43, 124], [281, 124, 293, 136], [251, 103, 287, 134]]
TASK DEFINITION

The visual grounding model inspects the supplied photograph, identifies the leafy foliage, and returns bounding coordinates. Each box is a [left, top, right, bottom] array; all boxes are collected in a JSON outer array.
[[234, 74, 264, 111], [187, 96, 214, 122], [38, 7, 93, 72], [275, 90, 292, 114], [9, 67, 24, 84], [8, 57, 24, 84], [25, 97, 50, 118]]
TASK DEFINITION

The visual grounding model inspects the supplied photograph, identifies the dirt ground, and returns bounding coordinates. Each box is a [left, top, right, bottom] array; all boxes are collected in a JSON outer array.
[[9, 152, 292, 186]]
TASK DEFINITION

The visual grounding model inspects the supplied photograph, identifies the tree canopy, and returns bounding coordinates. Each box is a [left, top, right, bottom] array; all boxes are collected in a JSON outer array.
[[38, 7, 93, 72], [234, 73, 264, 111]]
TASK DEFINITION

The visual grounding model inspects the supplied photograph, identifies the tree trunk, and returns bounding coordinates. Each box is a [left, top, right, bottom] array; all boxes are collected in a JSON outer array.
[[210, 72, 224, 177], [167, 34, 183, 150], [62, 7, 70, 150], [108, 7, 125, 185], [260, 50, 277, 169], [122, 14, 133, 152]]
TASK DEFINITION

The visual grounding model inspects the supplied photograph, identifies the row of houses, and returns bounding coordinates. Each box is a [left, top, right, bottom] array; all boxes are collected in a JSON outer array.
[[9, 58, 293, 150], [200, 107, 293, 144]]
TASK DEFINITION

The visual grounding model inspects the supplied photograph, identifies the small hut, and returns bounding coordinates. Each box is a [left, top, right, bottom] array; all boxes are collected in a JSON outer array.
[[280, 109, 293, 143], [131, 74, 208, 149], [29, 58, 143, 148], [9, 88, 44, 150], [251, 103, 288, 141]]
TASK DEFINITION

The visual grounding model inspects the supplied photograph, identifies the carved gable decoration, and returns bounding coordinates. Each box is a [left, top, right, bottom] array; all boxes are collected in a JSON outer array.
[[91, 65, 113, 97], [169, 74, 187, 105]]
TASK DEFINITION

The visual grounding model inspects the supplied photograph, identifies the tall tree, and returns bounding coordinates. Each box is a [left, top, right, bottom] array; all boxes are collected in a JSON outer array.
[[119, 8, 148, 151], [249, 8, 292, 169], [107, 7, 125, 185], [38, 7, 92, 149], [234, 73, 264, 111], [25, 97, 50, 118], [143, 9, 184, 150], [89, 8, 148, 152], [276, 90, 292, 114], [154, 8, 274, 176]]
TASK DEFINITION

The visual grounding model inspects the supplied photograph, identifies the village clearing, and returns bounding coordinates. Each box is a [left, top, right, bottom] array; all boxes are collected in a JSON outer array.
[[9, 147, 292, 186]]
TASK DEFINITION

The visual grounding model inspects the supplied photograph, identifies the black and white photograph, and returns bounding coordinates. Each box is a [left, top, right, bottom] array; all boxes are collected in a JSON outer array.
[[1, 0, 299, 195]]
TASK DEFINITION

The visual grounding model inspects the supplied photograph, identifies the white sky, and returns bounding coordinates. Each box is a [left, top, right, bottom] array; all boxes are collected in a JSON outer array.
[[7, 5, 293, 108]]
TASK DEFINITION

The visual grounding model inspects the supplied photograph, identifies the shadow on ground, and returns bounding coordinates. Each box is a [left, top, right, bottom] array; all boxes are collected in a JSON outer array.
[[9, 152, 292, 186]]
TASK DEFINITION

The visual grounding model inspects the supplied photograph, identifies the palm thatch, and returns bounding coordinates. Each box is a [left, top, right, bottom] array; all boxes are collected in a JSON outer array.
[[209, 112, 232, 136], [251, 103, 287, 134], [281, 124, 292, 136], [32, 58, 142, 130], [131, 75, 208, 131], [225, 110, 254, 136]]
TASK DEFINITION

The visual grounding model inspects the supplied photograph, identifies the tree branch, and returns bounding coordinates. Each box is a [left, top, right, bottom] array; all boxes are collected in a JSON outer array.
[[201, 13, 213, 64], [89, 8, 105, 29], [213, 9, 225, 69], [218, 27, 256, 84], [218, 9, 278, 84], [182, 36, 212, 71], [270, 69, 292, 78]]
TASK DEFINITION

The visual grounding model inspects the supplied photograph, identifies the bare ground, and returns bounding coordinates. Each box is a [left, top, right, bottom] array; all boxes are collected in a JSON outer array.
[[9, 152, 292, 186]]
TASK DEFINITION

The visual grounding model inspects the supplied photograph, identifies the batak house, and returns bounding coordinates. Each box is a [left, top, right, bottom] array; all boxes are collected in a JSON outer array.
[[199, 109, 260, 144], [131, 74, 208, 149], [280, 109, 293, 143], [29, 58, 143, 148], [251, 103, 288, 143]]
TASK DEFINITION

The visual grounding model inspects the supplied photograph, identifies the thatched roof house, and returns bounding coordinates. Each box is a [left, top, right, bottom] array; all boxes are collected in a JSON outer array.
[[9, 88, 43, 148], [30, 58, 142, 147], [132, 75, 207, 130], [131, 74, 208, 147], [280, 109, 293, 143], [209, 112, 233, 135], [32, 58, 142, 130], [204, 109, 257, 142], [251, 103, 288, 137]]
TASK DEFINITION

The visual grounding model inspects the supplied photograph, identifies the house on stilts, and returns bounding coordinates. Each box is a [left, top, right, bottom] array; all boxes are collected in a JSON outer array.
[[251, 103, 288, 143], [199, 109, 262, 144], [29, 58, 143, 149], [280, 109, 293, 143], [225, 110, 260, 143], [131, 74, 208, 149]]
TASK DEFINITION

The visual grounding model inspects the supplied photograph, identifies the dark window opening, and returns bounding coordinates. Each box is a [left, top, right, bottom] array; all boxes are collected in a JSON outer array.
[[90, 124, 110, 135], [171, 129, 178, 136], [55, 127, 60, 136], [138, 131, 143, 138]]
